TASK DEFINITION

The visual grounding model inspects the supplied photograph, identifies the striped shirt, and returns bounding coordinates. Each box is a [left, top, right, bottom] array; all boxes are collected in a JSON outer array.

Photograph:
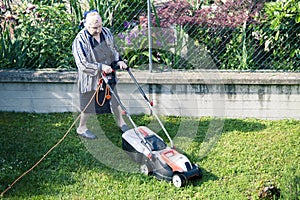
[[72, 27, 121, 93]]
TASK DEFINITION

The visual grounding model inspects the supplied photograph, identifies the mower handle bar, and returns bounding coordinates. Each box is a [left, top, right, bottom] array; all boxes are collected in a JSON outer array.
[[125, 68, 174, 148], [100, 72, 150, 149]]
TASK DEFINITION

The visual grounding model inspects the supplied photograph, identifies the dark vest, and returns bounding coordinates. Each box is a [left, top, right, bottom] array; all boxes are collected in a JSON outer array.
[[93, 35, 115, 114], [93, 36, 114, 66]]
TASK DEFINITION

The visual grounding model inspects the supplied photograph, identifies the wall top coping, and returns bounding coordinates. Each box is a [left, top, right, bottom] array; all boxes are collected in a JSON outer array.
[[0, 69, 300, 85]]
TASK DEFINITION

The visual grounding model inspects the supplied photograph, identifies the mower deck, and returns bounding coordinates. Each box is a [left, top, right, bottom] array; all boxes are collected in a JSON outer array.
[[122, 126, 202, 187]]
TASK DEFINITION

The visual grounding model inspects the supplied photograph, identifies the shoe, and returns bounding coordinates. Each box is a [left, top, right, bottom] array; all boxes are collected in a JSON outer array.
[[120, 124, 129, 133], [78, 129, 97, 139]]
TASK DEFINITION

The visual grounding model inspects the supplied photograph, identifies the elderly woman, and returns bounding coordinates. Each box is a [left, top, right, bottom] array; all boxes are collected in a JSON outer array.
[[72, 10, 129, 139]]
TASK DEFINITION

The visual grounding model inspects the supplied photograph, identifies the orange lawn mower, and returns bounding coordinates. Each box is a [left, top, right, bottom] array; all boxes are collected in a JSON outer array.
[[101, 68, 202, 188]]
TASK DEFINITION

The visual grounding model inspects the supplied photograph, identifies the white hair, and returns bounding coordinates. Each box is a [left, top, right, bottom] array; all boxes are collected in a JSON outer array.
[[85, 12, 102, 27]]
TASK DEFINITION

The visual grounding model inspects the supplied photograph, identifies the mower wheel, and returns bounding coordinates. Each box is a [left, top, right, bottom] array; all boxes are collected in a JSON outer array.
[[172, 174, 186, 188], [140, 163, 151, 175]]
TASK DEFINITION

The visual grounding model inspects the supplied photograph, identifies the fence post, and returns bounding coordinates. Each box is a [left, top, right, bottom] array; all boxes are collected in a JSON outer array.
[[147, 0, 153, 73]]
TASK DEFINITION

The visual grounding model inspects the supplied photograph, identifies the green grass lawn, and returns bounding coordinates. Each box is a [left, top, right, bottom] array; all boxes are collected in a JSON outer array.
[[0, 112, 299, 200]]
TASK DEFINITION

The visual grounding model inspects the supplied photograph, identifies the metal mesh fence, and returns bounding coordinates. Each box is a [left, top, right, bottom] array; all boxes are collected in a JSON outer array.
[[115, 0, 300, 72], [0, 0, 299, 71]]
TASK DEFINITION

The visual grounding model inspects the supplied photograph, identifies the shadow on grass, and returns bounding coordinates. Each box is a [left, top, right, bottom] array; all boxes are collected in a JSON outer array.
[[196, 117, 266, 148], [190, 167, 218, 187], [195, 117, 268, 141], [222, 118, 267, 133]]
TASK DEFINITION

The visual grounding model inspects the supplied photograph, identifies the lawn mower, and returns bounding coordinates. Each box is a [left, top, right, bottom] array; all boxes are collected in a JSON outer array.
[[101, 69, 202, 187]]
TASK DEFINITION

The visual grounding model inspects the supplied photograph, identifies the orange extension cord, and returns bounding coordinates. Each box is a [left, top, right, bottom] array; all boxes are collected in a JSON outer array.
[[1, 82, 103, 197], [96, 78, 111, 107]]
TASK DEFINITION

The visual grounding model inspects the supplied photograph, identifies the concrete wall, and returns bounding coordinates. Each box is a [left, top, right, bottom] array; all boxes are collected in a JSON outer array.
[[0, 69, 299, 119]]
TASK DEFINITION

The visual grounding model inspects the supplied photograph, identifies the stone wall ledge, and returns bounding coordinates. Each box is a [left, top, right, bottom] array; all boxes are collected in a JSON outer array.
[[0, 69, 300, 85]]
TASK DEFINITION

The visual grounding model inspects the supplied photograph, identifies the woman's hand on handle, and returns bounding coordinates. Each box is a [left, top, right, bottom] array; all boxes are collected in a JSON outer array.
[[117, 61, 128, 70]]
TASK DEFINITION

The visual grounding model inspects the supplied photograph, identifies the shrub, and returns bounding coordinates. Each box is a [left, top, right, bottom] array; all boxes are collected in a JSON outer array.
[[140, 0, 299, 71], [115, 25, 194, 70], [115, 26, 149, 69], [0, 19, 28, 69], [0, 0, 147, 70], [254, 0, 300, 71], [0, 2, 77, 69], [86, 0, 147, 34], [15, 3, 77, 69], [137, 0, 265, 70]]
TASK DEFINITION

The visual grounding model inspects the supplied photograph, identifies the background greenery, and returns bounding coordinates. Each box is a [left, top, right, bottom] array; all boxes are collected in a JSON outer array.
[[0, 0, 299, 70], [0, 112, 299, 199]]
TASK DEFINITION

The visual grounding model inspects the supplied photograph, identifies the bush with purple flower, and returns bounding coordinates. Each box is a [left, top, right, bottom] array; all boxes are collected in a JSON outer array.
[[115, 22, 182, 70]]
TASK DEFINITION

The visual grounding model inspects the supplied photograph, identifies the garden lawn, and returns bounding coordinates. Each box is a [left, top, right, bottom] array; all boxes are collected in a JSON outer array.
[[0, 112, 299, 200]]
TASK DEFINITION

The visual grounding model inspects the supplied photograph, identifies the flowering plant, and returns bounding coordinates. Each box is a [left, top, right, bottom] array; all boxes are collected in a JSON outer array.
[[115, 21, 195, 70]]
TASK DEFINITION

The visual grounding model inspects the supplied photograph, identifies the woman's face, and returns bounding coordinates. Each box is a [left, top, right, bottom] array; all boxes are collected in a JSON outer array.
[[87, 23, 102, 36]]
